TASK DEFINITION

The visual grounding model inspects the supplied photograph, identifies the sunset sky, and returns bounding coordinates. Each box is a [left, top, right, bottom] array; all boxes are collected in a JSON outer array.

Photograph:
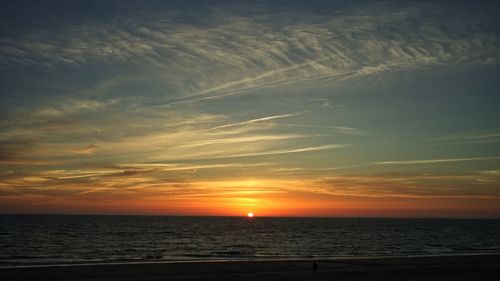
[[1, 0, 500, 217]]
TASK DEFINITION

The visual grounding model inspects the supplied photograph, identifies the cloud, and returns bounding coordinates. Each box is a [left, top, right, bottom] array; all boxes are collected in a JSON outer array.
[[309, 172, 500, 199], [178, 134, 310, 148], [267, 123, 366, 135], [0, 159, 59, 165], [427, 131, 500, 146], [67, 144, 99, 154], [210, 112, 307, 130], [0, 1, 495, 169], [0, 139, 60, 165], [1, 1, 499, 102], [207, 144, 344, 159], [35, 162, 274, 182], [315, 98, 331, 108], [114, 162, 272, 172], [373, 156, 500, 165]]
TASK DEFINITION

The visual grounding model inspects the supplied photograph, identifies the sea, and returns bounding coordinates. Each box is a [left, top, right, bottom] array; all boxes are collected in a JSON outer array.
[[1, 215, 500, 267]]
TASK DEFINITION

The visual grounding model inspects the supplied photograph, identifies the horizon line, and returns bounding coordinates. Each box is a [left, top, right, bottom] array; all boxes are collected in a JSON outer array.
[[1, 212, 499, 220]]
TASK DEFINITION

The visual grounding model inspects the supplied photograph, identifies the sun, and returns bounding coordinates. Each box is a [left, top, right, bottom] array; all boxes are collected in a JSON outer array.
[[247, 212, 254, 218]]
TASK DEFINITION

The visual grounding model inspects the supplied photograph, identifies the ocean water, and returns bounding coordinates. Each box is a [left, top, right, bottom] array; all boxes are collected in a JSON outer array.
[[1, 215, 500, 266]]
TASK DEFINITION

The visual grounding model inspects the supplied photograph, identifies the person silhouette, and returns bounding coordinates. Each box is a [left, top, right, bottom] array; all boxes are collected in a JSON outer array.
[[313, 261, 318, 274]]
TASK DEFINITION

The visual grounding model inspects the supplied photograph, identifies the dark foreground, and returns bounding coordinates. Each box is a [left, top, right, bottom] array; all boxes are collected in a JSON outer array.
[[1, 255, 500, 281]]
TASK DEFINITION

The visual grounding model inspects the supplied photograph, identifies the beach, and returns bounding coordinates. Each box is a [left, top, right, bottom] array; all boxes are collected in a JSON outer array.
[[2, 254, 500, 281]]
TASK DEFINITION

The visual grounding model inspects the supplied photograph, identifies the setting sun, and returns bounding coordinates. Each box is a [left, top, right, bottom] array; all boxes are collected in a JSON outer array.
[[247, 212, 254, 218]]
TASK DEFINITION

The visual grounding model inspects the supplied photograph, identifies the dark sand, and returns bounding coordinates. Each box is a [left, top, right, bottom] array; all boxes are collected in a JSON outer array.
[[2, 255, 500, 281]]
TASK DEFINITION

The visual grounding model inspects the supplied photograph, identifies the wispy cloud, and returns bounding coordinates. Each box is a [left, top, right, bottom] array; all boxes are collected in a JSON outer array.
[[429, 132, 500, 142], [1, 2, 499, 100], [178, 134, 310, 148], [114, 162, 272, 172], [267, 123, 366, 135], [67, 144, 99, 154], [210, 112, 307, 130], [0, 159, 59, 165], [426, 131, 500, 146], [373, 156, 500, 165], [209, 144, 344, 159]]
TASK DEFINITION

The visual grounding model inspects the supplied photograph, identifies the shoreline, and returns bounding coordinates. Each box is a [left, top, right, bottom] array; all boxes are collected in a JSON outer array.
[[2, 254, 500, 281], [2, 252, 500, 269]]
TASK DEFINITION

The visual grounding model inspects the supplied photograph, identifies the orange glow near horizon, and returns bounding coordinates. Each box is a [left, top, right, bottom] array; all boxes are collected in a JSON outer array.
[[1, 176, 500, 218]]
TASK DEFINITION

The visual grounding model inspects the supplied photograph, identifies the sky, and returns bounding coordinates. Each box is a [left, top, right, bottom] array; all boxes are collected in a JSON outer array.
[[1, 0, 500, 217]]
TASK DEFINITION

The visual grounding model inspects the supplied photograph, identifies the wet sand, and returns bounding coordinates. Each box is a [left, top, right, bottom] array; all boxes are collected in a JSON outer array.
[[1, 254, 500, 281]]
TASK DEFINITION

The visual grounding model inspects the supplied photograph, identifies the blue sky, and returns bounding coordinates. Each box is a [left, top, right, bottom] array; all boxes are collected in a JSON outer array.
[[1, 0, 500, 216]]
